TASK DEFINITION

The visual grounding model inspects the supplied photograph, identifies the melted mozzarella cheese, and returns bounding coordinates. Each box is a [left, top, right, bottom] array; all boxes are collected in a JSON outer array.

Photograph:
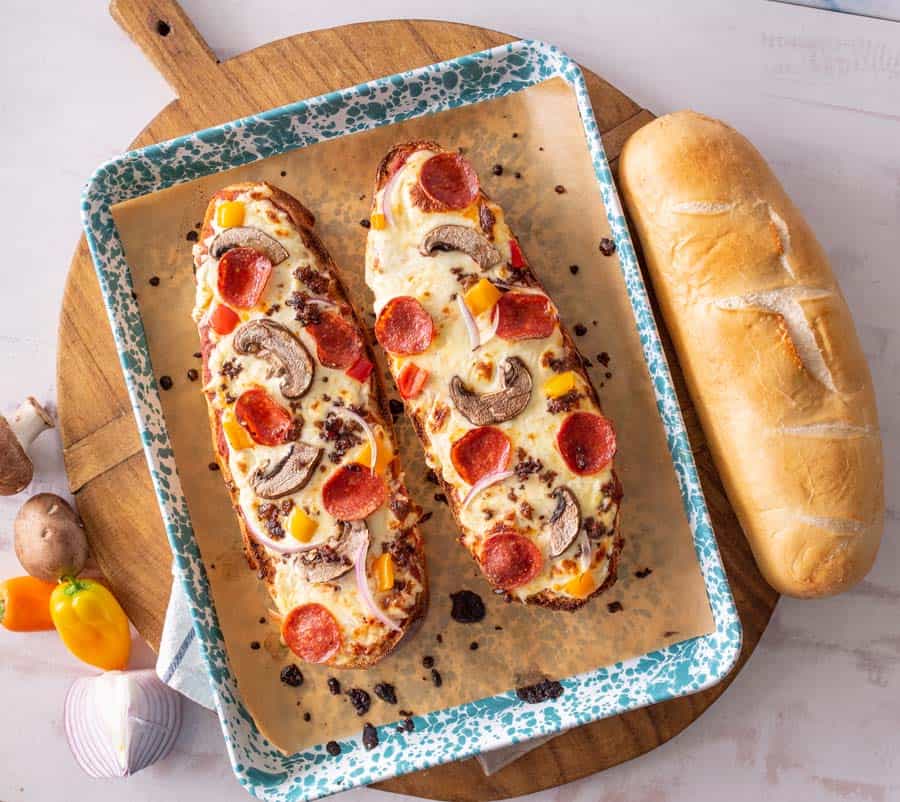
[[194, 188, 423, 663], [366, 150, 620, 603]]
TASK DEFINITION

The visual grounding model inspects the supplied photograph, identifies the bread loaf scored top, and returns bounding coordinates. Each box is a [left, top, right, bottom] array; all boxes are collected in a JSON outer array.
[[619, 111, 883, 598]]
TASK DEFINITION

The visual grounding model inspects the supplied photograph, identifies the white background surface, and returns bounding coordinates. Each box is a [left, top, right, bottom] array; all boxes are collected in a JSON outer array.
[[1, 2, 898, 801]]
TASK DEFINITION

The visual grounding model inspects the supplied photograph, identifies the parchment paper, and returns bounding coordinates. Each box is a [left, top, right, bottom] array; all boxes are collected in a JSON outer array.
[[112, 77, 715, 754]]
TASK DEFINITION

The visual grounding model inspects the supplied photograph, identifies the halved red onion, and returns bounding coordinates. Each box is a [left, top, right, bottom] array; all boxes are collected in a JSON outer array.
[[245, 506, 319, 555], [457, 294, 480, 351], [381, 165, 404, 228], [334, 407, 377, 472], [461, 470, 514, 511], [354, 537, 401, 632], [65, 670, 182, 778]]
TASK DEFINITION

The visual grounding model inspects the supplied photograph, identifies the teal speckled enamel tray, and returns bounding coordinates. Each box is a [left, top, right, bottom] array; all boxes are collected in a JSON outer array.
[[81, 39, 741, 802]]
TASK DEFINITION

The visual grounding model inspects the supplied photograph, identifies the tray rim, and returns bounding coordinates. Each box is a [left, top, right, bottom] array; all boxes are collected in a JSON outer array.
[[80, 38, 742, 802]]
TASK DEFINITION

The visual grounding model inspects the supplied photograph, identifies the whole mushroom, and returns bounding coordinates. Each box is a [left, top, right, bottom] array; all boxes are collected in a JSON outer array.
[[14, 493, 89, 583], [0, 397, 54, 495]]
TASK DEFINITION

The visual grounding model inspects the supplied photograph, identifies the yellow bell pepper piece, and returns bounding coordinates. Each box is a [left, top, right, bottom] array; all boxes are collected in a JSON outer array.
[[563, 572, 597, 599], [464, 278, 502, 318], [373, 554, 395, 592], [370, 212, 387, 230], [223, 409, 254, 451], [50, 578, 131, 671], [287, 507, 318, 543], [216, 200, 245, 228], [543, 370, 577, 398], [354, 430, 393, 476]]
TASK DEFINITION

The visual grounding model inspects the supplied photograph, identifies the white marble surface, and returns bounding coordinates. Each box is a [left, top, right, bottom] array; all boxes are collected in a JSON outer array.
[[0, 1, 897, 801]]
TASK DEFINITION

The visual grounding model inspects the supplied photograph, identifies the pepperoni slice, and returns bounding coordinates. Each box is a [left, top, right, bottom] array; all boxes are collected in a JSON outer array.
[[481, 529, 543, 590], [234, 388, 297, 446], [322, 464, 387, 520], [495, 292, 556, 341], [450, 426, 511, 485], [374, 297, 435, 355], [557, 411, 617, 475], [209, 304, 240, 335], [418, 153, 479, 210], [306, 311, 363, 369], [282, 603, 342, 664], [217, 247, 272, 309]]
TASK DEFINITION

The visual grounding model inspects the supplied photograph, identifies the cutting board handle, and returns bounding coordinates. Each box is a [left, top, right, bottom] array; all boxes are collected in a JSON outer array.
[[109, 0, 220, 104]]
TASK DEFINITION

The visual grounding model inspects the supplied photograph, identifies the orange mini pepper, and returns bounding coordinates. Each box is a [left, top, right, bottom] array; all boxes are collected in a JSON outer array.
[[0, 576, 56, 632], [50, 577, 131, 671]]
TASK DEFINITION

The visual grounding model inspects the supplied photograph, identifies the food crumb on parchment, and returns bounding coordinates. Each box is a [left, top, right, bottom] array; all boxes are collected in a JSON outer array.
[[327, 677, 341, 695], [516, 678, 564, 704], [347, 688, 371, 716], [362, 723, 379, 750], [326, 741, 341, 756], [280, 664, 303, 687], [374, 683, 397, 704], [635, 567, 653, 579], [607, 601, 623, 614]]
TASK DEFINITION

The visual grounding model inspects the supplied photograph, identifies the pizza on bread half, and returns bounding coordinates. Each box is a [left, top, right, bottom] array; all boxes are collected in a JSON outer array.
[[365, 142, 623, 610], [192, 182, 427, 667]]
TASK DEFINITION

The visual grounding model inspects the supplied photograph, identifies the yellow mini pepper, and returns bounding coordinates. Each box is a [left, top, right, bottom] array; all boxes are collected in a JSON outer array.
[[0, 576, 56, 632], [50, 577, 131, 671]]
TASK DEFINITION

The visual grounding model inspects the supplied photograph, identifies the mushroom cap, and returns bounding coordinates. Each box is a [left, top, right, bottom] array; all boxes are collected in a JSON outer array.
[[14, 493, 89, 582], [0, 416, 33, 495], [251, 441, 322, 499], [547, 486, 581, 558], [450, 357, 533, 426], [233, 319, 314, 398], [419, 224, 501, 269], [297, 520, 369, 584], [210, 226, 290, 265]]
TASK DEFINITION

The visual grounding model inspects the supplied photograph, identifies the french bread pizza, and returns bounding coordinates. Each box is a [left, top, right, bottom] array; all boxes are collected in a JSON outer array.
[[192, 182, 426, 667], [618, 111, 883, 598], [365, 142, 623, 610]]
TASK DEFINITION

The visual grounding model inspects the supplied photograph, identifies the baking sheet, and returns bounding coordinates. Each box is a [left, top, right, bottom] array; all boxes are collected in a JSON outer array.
[[112, 77, 715, 754]]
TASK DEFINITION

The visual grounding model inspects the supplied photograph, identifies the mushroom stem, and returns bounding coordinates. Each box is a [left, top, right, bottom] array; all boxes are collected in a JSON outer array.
[[9, 397, 53, 449]]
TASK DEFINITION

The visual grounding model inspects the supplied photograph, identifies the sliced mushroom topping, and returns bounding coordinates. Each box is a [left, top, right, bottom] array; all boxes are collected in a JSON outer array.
[[419, 224, 501, 269], [233, 319, 314, 398], [250, 442, 322, 499], [547, 486, 581, 558], [297, 520, 369, 583], [450, 357, 532, 426], [210, 226, 289, 265]]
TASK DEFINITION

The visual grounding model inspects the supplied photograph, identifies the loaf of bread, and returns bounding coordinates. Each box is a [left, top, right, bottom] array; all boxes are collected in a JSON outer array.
[[618, 111, 883, 598]]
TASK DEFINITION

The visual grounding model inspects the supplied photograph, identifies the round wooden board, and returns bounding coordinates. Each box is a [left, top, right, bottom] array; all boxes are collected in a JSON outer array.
[[57, 2, 779, 798]]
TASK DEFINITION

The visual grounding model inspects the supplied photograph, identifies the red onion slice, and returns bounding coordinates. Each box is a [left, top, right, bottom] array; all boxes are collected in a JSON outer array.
[[461, 470, 514, 511], [334, 406, 377, 472], [457, 294, 480, 350], [354, 536, 402, 632], [480, 305, 501, 348], [381, 165, 404, 228], [304, 296, 337, 308], [576, 530, 593, 575]]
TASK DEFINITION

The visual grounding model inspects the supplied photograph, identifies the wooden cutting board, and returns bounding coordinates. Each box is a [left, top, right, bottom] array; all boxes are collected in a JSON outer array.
[[56, 1, 779, 798]]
